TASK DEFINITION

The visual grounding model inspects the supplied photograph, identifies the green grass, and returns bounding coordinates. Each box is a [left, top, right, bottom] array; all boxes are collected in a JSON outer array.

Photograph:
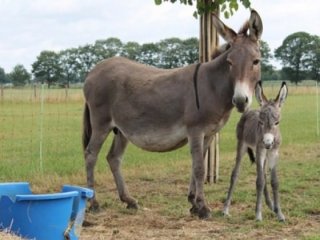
[[0, 85, 320, 239]]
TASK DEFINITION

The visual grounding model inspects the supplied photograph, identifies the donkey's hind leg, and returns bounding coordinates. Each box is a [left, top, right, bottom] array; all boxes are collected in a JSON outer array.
[[262, 156, 274, 210], [223, 143, 246, 216], [263, 173, 274, 211], [107, 130, 138, 209], [85, 127, 112, 211]]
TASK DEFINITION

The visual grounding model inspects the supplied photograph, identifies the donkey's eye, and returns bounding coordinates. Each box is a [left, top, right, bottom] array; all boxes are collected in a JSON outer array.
[[253, 59, 260, 65], [258, 120, 264, 126], [227, 59, 233, 66], [274, 121, 280, 126]]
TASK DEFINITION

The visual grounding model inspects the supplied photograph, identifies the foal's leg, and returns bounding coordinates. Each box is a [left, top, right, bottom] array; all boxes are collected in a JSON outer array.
[[263, 158, 274, 211], [255, 147, 267, 221], [270, 166, 285, 221], [85, 127, 111, 210], [263, 173, 274, 211], [188, 133, 210, 219], [107, 131, 138, 209], [268, 150, 285, 221], [223, 143, 246, 216], [188, 135, 213, 216], [271, 167, 285, 222]]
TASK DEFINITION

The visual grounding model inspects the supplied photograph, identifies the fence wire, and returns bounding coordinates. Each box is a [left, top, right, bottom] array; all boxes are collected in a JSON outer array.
[[0, 81, 319, 179]]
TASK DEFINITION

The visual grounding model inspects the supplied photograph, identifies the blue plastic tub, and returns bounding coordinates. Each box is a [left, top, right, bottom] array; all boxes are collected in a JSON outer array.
[[62, 185, 94, 240], [0, 182, 93, 240]]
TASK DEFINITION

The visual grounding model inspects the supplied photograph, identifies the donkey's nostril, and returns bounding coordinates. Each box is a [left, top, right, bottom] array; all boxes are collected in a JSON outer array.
[[245, 96, 248, 103]]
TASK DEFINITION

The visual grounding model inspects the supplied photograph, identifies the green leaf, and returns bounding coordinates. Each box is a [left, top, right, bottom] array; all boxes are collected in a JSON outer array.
[[224, 11, 229, 19], [221, 3, 226, 12], [241, 0, 251, 8], [233, 1, 239, 11], [154, 0, 162, 5], [193, 10, 198, 19]]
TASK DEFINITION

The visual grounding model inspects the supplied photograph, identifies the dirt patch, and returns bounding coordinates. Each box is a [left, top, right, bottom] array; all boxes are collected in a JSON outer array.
[[80, 206, 320, 240]]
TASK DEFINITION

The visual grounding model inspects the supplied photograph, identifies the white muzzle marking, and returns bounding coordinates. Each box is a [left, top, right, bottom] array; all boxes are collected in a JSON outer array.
[[233, 82, 252, 106], [263, 133, 274, 149]]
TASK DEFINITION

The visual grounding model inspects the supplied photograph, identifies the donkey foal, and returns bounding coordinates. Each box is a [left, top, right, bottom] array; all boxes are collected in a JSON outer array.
[[223, 82, 288, 221]]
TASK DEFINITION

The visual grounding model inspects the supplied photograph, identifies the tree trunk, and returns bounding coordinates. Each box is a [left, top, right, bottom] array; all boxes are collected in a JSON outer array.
[[199, 0, 220, 184]]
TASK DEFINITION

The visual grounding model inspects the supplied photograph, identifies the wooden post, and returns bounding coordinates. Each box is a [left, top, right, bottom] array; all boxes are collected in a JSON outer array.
[[33, 84, 37, 99], [199, 0, 220, 184], [65, 84, 69, 100]]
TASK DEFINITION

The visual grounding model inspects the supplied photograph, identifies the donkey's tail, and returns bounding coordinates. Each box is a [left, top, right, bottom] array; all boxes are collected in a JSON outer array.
[[82, 103, 92, 151], [247, 147, 255, 163]]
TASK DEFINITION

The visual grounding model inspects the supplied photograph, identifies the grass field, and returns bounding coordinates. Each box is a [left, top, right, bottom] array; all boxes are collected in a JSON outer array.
[[0, 83, 319, 239]]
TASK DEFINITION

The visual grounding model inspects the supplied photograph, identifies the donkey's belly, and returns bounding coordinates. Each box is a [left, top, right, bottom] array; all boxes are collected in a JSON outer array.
[[124, 125, 188, 152]]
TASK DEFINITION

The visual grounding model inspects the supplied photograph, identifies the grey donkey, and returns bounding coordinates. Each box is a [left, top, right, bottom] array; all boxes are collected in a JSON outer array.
[[223, 81, 288, 221]]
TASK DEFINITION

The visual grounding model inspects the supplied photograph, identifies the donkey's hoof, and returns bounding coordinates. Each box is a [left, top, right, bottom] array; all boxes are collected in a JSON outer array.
[[189, 206, 199, 216], [277, 214, 285, 222], [88, 202, 100, 213], [222, 209, 230, 217], [198, 206, 211, 219], [127, 202, 139, 210]]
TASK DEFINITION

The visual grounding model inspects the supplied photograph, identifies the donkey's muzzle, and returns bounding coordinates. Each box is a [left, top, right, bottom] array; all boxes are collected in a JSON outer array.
[[263, 133, 274, 149], [232, 95, 249, 113]]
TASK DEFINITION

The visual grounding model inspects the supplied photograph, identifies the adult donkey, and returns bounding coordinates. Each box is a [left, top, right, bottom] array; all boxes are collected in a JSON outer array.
[[83, 10, 263, 219]]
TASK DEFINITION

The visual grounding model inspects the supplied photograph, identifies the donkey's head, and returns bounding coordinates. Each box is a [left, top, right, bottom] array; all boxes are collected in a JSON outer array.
[[212, 10, 263, 112], [255, 81, 288, 149]]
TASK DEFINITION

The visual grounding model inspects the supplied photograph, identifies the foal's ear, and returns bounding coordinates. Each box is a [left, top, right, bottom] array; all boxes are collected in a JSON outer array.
[[275, 82, 288, 107], [255, 81, 268, 106], [249, 9, 263, 41], [212, 13, 237, 42]]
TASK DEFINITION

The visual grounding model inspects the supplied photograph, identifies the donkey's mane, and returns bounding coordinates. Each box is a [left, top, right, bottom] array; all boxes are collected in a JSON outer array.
[[211, 43, 231, 60]]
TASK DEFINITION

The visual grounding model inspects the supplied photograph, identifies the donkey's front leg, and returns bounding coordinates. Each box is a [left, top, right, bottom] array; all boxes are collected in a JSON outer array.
[[255, 148, 267, 221], [271, 166, 285, 221], [188, 135, 213, 216], [268, 150, 285, 221], [188, 133, 211, 219]]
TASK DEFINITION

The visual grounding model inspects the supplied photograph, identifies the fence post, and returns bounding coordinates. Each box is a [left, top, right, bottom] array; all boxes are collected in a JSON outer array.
[[33, 84, 37, 99], [316, 81, 319, 136], [39, 82, 45, 173], [65, 84, 69, 100], [0, 84, 3, 101]]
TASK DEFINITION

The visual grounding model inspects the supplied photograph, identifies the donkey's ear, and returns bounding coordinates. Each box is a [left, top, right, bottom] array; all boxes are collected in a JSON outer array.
[[249, 9, 263, 41], [212, 13, 237, 42], [255, 81, 267, 106], [275, 82, 288, 107]]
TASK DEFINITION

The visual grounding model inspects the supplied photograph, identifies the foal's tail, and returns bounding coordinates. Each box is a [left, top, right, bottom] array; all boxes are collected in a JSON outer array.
[[247, 147, 255, 163], [82, 103, 92, 151]]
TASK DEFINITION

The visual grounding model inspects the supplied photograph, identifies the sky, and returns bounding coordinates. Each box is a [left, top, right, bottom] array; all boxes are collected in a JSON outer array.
[[0, 0, 319, 72]]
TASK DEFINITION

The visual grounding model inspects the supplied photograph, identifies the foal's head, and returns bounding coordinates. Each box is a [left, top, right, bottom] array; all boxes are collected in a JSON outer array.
[[255, 81, 288, 149], [212, 10, 263, 113]]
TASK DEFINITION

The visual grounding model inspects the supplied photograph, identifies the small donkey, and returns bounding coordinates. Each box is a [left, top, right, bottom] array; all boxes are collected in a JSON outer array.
[[223, 81, 288, 221]]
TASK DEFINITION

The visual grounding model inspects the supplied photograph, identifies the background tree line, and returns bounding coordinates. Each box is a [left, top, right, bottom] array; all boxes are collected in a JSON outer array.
[[0, 31, 319, 87]]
